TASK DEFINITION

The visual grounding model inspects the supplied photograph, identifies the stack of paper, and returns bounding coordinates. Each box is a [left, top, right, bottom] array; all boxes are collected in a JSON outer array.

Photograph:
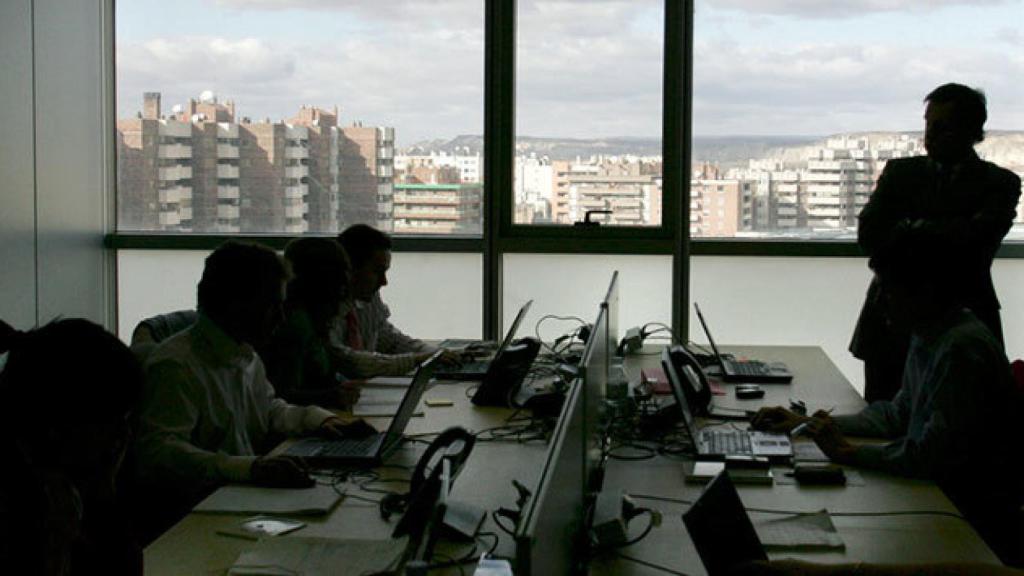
[[228, 537, 406, 575], [754, 510, 845, 550], [194, 484, 344, 515]]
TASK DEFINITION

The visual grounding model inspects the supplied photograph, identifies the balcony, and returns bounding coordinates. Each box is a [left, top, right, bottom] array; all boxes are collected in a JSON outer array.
[[158, 165, 192, 181], [285, 166, 308, 179], [217, 185, 240, 199], [284, 220, 308, 234], [158, 144, 192, 159], [217, 205, 240, 219], [378, 146, 394, 160], [285, 185, 308, 199], [158, 212, 181, 227], [158, 186, 190, 204], [377, 165, 394, 178], [285, 146, 309, 160], [284, 204, 308, 218], [179, 208, 193, 221], [393, 209, 460, 221], [217, 165, 240, 179], [216, 144, 240, 159]]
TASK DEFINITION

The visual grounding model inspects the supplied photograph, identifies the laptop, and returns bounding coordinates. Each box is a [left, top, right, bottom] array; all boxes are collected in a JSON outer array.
[[693, 303, 793, 384], [683, 471, 768, 576], [665, 350, 791, 459], [282, 352, 441, 468], [435, 300, 533, 380]]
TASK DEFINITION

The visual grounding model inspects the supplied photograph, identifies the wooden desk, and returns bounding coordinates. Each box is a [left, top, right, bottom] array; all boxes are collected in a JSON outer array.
[[144, 346, 1000, 575]]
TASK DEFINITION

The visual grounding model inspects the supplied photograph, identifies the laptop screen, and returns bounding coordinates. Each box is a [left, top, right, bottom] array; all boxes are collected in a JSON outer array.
[[683, 471, 767, 575], [381, 352, 440, 451], [494, 300, 533, 358], [693, 303, 725, 363], [662, 349, 701, 445]]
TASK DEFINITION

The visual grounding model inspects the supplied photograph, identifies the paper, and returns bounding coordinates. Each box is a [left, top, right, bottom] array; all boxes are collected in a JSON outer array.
[[364, 376, 413, 387], [194, 484, 344, 515], [228, 537, 406, 576], [792, 440, 830, 463], [754, 510, 845, 550]]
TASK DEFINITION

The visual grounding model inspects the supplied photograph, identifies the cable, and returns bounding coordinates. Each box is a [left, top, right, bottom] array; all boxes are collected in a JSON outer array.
[[613, 552, 691, 576], [606, 442, 657, 461], [491, 509, 517, 536], [621, 508, 658, 547], [629, 493, 968, 520]]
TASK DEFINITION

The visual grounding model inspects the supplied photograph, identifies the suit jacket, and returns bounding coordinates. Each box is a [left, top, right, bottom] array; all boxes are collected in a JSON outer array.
[[850, 152, 1021, 359]]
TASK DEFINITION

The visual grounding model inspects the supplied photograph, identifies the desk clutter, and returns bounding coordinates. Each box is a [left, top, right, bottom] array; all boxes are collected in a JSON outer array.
[[145, 271, 997, 576]]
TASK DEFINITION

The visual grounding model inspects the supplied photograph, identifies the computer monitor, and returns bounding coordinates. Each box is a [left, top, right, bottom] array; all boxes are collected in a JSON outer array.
[[602, 270, 619, 365], [515, 379, 586, 576], [582, 305, 608, 496]]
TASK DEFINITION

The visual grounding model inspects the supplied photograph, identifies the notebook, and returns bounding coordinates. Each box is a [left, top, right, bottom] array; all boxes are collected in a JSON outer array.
[[665, 350, 792, 459], [693, 303, 793, 384], [683, 471, 768, 576], [282, 352, 440, 467], [435, 300, 532, 380]]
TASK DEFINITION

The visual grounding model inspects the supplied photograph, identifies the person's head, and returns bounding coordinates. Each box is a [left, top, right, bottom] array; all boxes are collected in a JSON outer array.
[[869, 231, 966, 332], [197, 241, 289, 347], [337, 224, 392, 302], [923, 83, 987, 164], [0, 319, 142, 490], [283, 237, 352, 332]]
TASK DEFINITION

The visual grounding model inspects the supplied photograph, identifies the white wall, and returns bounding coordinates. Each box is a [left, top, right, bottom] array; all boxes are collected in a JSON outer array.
[[0, 0, 114, 330]]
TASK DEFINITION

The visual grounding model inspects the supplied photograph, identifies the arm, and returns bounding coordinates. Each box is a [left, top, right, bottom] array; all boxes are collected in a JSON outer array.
[[832, 383, 911, 439], [327, 312, 424, 378], [857, 162, 911, 257], [371, 297, 432, 355], [254, 360, 335, 437], [135, 361, 255, 484], [845, 347, 978, 478]]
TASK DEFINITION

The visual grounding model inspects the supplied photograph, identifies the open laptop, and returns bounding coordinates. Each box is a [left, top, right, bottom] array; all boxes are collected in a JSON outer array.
[[693, 303, 793, 384], [683, 471, 767, 576], [665, 349, 791, 459], [283, 352, 440, 468], [435, 300, 533, 380]]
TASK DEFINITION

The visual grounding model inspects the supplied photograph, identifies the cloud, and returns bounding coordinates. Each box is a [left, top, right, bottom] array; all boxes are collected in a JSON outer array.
[[703, 0, 1018, 19]]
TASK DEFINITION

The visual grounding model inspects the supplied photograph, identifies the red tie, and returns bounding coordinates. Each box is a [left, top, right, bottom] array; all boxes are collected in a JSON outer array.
[[345, 309, 364, 350]]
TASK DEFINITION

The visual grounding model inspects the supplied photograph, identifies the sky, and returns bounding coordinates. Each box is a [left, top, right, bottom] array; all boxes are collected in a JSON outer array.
[[116, 0, 1024, 145]]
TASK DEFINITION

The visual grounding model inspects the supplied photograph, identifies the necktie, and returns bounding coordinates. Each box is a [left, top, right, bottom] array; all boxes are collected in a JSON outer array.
[[345, 309, 364, 351]]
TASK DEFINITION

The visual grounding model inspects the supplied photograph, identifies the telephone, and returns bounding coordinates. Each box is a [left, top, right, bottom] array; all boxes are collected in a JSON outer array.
[[472, 337, 541, 407], [383, 426, 476, 538], [661, 344, 712, 416]]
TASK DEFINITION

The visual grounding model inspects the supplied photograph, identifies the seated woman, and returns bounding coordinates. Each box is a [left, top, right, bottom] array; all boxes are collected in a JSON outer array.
[[262, 237, 361, 408], [0, 319, 143, 575]]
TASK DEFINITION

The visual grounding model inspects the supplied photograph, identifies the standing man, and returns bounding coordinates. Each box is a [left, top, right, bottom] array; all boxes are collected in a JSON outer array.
[[851, 83, 1021, 402], [331, 224, 458, 377]]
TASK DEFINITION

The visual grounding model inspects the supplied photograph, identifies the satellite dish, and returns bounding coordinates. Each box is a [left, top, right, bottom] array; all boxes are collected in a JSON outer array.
[[199, 90, 216, 103]]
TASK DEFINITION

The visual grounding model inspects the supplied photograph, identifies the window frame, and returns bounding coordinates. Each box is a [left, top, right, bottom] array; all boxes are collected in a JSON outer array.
[[105, 0, 1024, 342]]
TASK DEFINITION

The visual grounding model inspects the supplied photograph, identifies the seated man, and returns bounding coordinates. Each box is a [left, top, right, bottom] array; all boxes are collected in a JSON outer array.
[[0, 319, 143, 575], [135, 241, 370, 527], [331, 224, 457, 377], [752, 233, 1023, 565]]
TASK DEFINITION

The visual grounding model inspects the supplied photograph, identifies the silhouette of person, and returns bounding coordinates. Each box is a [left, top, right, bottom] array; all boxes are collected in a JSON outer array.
[[850, 83, 1021, 403], [0, 319, 144, 575], [262, 237, 362, 408]]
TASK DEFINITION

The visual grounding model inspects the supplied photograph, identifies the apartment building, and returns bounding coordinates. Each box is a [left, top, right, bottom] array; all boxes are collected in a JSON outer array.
[[392, 183, 482, 235], [551, 157, 662, 226], [339, 125, 395, 232], [690, 163, 753, 237]]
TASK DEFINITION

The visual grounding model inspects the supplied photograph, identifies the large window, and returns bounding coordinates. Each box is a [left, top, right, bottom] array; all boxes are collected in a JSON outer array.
[[691, 0, 1024, 240], [513, 0, 665, 228], [116, 0, 484, 236]]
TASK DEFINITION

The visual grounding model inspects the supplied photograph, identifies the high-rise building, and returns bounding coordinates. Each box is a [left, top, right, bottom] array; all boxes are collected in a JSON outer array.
[[392, 183, 482, 234], [339, 125, 395, 231], [550, 157, 662, 225]]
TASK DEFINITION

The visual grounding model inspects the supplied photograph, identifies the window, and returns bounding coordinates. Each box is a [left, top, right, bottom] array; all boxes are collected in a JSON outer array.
[[691, 1, 1024, 240], [513, 0, 665, 228], [116, 0, 484, 236]]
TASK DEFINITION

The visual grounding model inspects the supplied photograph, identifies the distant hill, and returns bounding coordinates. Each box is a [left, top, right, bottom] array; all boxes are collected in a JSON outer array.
[[402, 131, 1024, 172]]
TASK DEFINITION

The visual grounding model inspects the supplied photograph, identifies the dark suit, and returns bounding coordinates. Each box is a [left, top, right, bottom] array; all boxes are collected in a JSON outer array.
[[850, 152, 1021, 402]]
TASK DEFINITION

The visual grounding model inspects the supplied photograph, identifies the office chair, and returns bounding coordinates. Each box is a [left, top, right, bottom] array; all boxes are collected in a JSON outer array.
[[129, 309, 198, 363]]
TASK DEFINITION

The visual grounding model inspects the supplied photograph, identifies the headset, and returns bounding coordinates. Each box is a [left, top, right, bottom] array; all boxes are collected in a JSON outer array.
[[381, 426, 476, 538]]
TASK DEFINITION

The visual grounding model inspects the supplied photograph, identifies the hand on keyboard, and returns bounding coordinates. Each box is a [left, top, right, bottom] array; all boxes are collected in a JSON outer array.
[[749, 406, 809, 433], [252, 455, 314, 488], [319, 417, 377, 439]]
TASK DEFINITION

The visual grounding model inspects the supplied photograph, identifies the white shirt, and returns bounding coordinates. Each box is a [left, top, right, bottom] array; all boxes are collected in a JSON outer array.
[[328, 294, 434, 378], [135, 314, 334, 488]]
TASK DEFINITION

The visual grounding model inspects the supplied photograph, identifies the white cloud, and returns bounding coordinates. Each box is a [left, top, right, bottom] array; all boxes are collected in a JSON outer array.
[[704, 0, 1018, 19]]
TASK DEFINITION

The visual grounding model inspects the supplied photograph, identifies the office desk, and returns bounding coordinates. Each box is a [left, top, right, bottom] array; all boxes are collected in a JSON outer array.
[[592, 345, 1000, 575], [144, 346, 999, 575]]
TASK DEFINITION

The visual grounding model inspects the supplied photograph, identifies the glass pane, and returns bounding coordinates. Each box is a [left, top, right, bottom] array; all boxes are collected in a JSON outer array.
[[116, 1, 483, 235], [502, 254, 672, 346], [117, 251, 482, 341], [514, 0, 665, 227], [692, 1, 1024, 240]]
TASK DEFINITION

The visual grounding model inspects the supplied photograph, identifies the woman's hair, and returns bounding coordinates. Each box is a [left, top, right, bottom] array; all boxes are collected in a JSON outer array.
[[283, 237, 352, 332]]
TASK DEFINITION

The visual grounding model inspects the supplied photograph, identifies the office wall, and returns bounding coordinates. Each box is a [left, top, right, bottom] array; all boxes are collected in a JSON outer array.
[[0, 0, 37, 330], [0, 0, 114, 330]]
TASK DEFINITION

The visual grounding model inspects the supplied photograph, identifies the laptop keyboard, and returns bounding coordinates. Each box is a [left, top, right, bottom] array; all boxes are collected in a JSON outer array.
[[725, 360, 768, 376], [315, 435, 381, 458], [703, 430, 753, 455]]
